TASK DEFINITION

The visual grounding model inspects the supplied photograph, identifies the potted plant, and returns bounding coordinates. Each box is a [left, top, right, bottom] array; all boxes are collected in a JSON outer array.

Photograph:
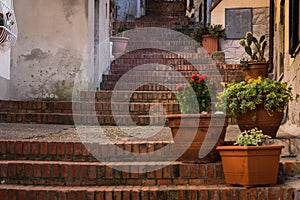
[[239, 32, 269, 81], [167, 73, 229, 163], [217, 128, 284, 187], [110, 24, 129, 57], [217, 77, 299, 138], [192, 23, 225, 55]]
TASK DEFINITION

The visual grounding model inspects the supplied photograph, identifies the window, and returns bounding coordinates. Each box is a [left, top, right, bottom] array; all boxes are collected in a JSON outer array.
[[225, 8, 252, 39], [289, 0, 300, 57]]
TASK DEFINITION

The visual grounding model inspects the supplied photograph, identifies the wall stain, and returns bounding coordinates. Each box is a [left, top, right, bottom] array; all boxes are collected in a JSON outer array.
[[21, 48, 49, 61], [62, 0, 79, 23]]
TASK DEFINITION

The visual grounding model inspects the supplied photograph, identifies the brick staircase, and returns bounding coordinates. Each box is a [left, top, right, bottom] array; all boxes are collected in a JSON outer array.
[[1, 10, 297, 199], [0, 140, 296, 199]]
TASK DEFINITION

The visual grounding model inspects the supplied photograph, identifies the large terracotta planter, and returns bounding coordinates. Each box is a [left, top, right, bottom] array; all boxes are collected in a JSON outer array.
[[237, 105, 284, 138], [167, 114, 229, 163], [110, 36, 129, 56], [217, 145, 284, 187], [202, 35, 218, 55], [241, 62, 269, 81]]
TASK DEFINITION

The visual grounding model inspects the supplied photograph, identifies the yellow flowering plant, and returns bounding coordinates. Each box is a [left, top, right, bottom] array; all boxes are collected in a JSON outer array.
[[217, 77, 298, 118]]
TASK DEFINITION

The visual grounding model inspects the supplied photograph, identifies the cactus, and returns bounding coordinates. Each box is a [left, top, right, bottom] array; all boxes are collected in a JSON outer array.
[[239, 32, 267, 62]]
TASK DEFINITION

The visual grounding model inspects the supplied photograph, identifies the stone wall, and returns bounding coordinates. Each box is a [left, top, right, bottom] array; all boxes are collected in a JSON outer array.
[[220, 7, 269, 64], [9, 0, 89, 100]]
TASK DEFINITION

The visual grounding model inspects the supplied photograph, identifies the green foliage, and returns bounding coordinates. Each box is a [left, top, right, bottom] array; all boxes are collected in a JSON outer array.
[[191, 23, 225, 42], [117, 24, 128, 33], [217, 77, 298, 118], [239, 32, 267, 67], [176, 74, 217, 114], [234, 128, 271, 146]]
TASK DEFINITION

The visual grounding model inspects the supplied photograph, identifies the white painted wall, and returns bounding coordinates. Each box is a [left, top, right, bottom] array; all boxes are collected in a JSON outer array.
[[10, 0, 89, 100]]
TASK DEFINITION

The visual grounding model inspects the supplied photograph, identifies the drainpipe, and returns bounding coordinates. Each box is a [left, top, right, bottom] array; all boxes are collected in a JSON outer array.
[[269, 0, 274, 74]]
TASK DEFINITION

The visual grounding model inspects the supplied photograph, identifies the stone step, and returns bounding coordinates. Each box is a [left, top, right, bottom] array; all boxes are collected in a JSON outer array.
[[0, 160, 224, 186], [0, 112, 168, 125], [0, 184, 294, 200]]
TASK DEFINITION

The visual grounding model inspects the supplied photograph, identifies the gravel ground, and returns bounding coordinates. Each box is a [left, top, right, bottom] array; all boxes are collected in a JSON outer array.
[[0, 122, 240, 142]]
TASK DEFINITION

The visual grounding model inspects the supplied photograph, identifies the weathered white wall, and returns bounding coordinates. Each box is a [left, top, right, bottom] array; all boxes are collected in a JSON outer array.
[[10, 0, 89, 100]]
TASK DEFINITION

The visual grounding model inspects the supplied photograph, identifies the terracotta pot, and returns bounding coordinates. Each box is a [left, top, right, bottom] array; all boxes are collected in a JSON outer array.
[[202, 35, 218, 55], [237, 105, 284, 138], [167, 113, 229, 163], [241, 62, 269, 81], [217, 145, 284, 187], [110, 36, 129, 56]]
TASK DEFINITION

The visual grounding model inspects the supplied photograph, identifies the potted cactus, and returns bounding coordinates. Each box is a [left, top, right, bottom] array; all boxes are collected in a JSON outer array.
[[239, 32, 269, 81], [217, 128, 284, 187]]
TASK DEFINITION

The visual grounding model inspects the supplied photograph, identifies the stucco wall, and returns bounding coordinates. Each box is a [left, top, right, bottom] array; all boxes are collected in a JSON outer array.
[[273, 0, 300, 130], [210, 0, 269, 25], [219, 7, 269, 64], [10, 0, 88, 100], [211, 1, 269, 64]]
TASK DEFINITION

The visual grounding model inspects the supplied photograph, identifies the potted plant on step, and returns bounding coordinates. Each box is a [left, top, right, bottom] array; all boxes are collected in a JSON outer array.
[[217, 77, 299, 138], [239, 32, 269, 81], [217, 128, 284, 187], [167, 73, 229, 163], [110, 24, 129, 57], [192, 23, 225, 55]]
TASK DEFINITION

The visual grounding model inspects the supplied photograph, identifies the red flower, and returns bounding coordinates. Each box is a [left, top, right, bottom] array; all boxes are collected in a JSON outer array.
[[198, 76, 204, 83], [176, 84, 185, 91], [192, 73, 199, 78]]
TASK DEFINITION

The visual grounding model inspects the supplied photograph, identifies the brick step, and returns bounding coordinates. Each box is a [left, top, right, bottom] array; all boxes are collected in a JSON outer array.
[[109, 63, 216, 72], [0, 101, 179, 115], [102, 73, 222, 85], [100, 82, 180, 91], [0, 140, 172, 162], [80, 91, 177, 103], [0, 184, 294, 200], [114, 16, 190, 31], [0, 112, 168, 125], [111, 50, 205, 59], [0, 160, 224, 186]]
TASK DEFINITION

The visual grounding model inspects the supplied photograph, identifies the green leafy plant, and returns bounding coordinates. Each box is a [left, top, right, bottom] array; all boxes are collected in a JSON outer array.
[[239, 32, 267, 68], [234, 128, 271, 146], [191, 23, 225, 42], [176, 73, 217, 114], [217, 77, 299, 118]]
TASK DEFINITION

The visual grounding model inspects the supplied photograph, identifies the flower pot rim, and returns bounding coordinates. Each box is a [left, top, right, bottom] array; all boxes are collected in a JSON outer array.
[[110, 36, 129, 40], [216, 145, 284, 151], [167, 113, 230, 119]]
